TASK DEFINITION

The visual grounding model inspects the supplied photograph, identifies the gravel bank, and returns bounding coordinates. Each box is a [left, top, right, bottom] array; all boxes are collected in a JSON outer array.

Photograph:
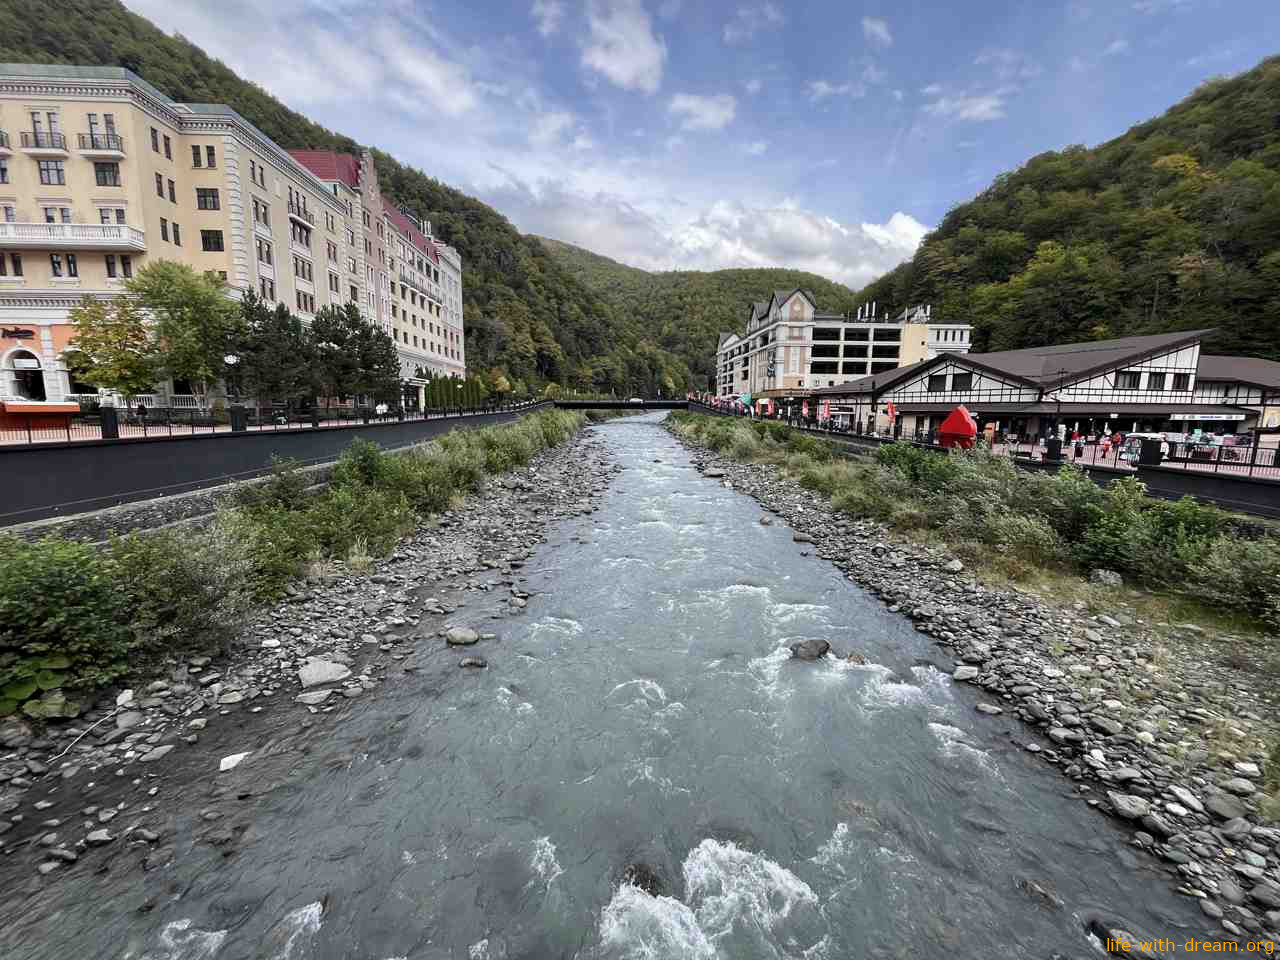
[[0, 427, 618, 895]]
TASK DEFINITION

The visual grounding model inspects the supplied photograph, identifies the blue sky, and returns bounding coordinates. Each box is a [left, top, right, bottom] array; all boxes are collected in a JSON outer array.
[[128, 0, 1279, 289]]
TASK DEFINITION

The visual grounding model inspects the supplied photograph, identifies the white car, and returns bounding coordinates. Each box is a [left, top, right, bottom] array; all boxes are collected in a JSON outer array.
[[628, 397, 644, 404]]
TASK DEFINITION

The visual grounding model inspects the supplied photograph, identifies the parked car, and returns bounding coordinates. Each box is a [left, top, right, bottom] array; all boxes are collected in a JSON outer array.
[[628, 397, 644, 404]]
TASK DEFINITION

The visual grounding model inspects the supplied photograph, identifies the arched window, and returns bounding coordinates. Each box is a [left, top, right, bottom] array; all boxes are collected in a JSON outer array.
[[5, 349, 46, 401]]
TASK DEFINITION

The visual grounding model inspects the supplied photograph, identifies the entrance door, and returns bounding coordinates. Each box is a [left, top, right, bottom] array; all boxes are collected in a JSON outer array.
[[8, 350, 47, 400]]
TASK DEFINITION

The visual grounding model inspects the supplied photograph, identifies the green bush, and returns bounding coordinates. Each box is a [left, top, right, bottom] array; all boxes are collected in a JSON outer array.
[[1190, 535, 1280, 629], [0, 537, 130, 716]]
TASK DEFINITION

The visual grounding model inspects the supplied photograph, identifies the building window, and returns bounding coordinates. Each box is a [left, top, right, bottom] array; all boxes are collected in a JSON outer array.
[[253, 197, 270, 226], [1172, 373, 1191, 391], [328, 272, 339, 293], [172, 223, 182, 246], [259, 277, 275, 300], [257, 238, 273, 264], [1147, 372, 1167, 391], [120, 255, 132, 278], [206, 145, 216, 169], [196, 187, 220, 210], [38, 160, 65, 185], [327, 240, 337, 262], [155, 172, 164, 197], [9, 253, 22, 276], [350, 285, 358, 303], [927, 374, 948, 392], [951, 372, 973, 392], [163, 135, 172, 159], [43, 207, 56, 224], [192, 145, 202, 168], [98, 207, 126, 225], [93, 161, 121, 187], [150, 127, 159, 152], [1115, 370, 1141, 390], [0, 158, 7, 184], [160, 218, 169, 242], [290, 222, 311, 247], [2, 206, 14, 223], [167, 179, 176, 203], [105, 254, 117, 278], [50, 254, 63, 277], [201, 229, 224, 252]]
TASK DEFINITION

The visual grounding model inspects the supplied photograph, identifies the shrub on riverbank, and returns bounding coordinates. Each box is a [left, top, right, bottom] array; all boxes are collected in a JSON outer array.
[[669, 412, 1280, 627], [0, 410, 586, 717]]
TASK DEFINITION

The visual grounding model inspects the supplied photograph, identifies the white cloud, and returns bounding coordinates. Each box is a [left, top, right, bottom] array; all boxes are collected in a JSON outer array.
[[744, 140, 768, 156], [529, 110, 575, 147], [745, 77, 763, 95], [808, 80, 866, 101], [891, 89, 903, 101], [582, 0, 667, 94], [922, 90, 1008, 121], [531, 0, 566, 37], [861, 16, 893, 48], [723, 2, 785, 45], [974, 48, 1042, 81], [920, 83, 943, 95], [668, 92, 737, 130], [861, 61, 887, 84], [1103, 38, 1130, 56]]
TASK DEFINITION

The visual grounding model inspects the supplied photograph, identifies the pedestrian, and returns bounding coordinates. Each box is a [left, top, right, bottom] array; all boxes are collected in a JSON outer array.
[[135, 400, 146, 423], [1100, 434, 1112, 458]]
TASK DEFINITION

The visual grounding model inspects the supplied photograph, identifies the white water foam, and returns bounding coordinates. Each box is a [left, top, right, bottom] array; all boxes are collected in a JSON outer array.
[[809, 822, 851, 871], [927, 722, 1000, 777], [140, 919, 227, 960], [531, 835, 564, 885], [608, 679, 668, 705], [468, 939, 490, 959], [857, 664, 928, 712], [273, 902, 323, 960], [598, 839, 823, 958]]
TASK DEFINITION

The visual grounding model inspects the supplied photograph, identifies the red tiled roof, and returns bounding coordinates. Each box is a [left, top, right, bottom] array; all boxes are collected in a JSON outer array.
[[385, 205, 439, 264], [287, 150, 361, 189]]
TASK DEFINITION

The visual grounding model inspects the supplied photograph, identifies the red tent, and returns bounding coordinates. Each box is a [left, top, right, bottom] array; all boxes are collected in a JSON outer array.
[[937, 405, 978, 449]]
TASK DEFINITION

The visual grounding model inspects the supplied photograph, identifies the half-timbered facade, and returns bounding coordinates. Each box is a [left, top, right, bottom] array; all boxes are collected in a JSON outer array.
[[812, 328, 1280, 438]]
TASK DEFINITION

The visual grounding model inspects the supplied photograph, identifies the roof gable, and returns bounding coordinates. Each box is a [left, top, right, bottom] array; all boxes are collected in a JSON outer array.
[[969, 329, 1212, 387]]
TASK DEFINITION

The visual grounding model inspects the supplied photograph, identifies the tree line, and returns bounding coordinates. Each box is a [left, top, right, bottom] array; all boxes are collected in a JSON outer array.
[[68, 261, 490, 412]]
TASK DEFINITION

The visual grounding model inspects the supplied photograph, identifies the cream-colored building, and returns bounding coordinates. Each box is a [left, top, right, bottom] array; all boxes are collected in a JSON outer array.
[[0, 64, 465, 410], [713, 290, 972, 401]]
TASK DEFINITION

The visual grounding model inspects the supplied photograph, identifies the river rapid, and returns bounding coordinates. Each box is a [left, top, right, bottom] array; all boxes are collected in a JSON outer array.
[[5, 414, 1207, 959]]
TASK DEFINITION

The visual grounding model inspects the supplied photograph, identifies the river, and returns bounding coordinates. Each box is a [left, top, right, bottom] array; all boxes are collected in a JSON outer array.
[[4, 413, 1206, 959]]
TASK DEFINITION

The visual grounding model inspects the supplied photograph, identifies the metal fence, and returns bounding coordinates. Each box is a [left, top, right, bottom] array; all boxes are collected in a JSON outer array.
[[0, 400, 544, 447], [690, 405, 1280, 481]]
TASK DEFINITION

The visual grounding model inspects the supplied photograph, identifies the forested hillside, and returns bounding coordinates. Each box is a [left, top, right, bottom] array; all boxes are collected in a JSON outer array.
[[858, 55, 1280, 360], [0, 0, 691, 396], [538, 238, 861, 384]]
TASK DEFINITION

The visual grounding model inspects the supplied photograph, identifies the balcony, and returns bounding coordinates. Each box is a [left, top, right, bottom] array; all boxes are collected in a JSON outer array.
[[0, 222, 146, 252], [19, 131, 68, 154], [0, 130, 9, 155], [77, 132, 125, 158], [287, 201, 315, 226]]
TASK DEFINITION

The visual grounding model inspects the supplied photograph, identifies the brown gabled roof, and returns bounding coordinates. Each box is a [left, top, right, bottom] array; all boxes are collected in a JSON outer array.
[[968, 329, 1214, 387], [287, 149, 361, 189], [809, 358, 936, 397], [1197, 355, 1280, 390]]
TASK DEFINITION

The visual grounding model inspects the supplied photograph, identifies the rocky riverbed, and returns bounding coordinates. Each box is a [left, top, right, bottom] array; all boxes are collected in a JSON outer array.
[[0, 428, 618, 902], [670, 424, 1280, 950]]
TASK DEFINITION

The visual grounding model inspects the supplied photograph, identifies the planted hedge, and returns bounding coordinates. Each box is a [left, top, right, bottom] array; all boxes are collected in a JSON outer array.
[[0, 409, 586, 718]]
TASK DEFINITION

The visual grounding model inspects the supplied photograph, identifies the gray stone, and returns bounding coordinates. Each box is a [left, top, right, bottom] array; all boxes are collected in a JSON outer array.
[[1107, 792, 1151, 820], [1088, 568, 1123, 587], [1205, 793, 1248, 821], [789, 640, 830, 661], [297, 658, 352, 688], [1200, 899, 1224, 919], [1110, 767, 1144, 784], [1169, 785, 1204, 813], [217, 691, 246, 705], [138, 745, 174, 763], [0, 717, 34, 749], [944, 559, 965, 573], [1251, 883, 1280, 910], [792, 532, 814, 543], [294, 690, 332, 706], [445, 627, 480, 647], [1221, 777, 1257, 796], [115, 711, 144, 730], [952, 665, 979, 682], [1139, 813, 1175, 838], [976, 703, 1003, 715], [85, 829, 114, 846], [1219, 878, 1246, 904], [1089, 716, 1123, 736], [459, 657, 488, 669]]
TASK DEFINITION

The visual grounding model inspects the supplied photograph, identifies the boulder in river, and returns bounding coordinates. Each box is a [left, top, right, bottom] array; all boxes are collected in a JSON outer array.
[[621, 862, 665, 896], [446, 627, 480, 646], [298, 658, 351, 688], [789, 639, 830, 661]]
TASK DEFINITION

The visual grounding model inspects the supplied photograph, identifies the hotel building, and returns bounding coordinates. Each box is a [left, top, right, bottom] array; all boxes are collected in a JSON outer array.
[[0, 64, 464, 410], [714, 290, 971, 401]]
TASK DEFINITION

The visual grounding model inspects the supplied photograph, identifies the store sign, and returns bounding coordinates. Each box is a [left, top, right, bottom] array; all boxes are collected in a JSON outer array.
[[2, 327, 35, 340], [1171, 413, 1246, 422]]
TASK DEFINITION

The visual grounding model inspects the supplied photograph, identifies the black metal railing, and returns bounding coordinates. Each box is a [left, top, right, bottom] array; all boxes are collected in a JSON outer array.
[[0, 400, 547, 447], [20, 131, 67, 150], [78, 132, 125, 152]]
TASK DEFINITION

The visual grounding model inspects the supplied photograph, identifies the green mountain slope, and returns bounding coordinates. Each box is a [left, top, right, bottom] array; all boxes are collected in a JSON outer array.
[[857, 56, 1280, 360], [537, 238, 861, 384], [0, 0, 690, 395]]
